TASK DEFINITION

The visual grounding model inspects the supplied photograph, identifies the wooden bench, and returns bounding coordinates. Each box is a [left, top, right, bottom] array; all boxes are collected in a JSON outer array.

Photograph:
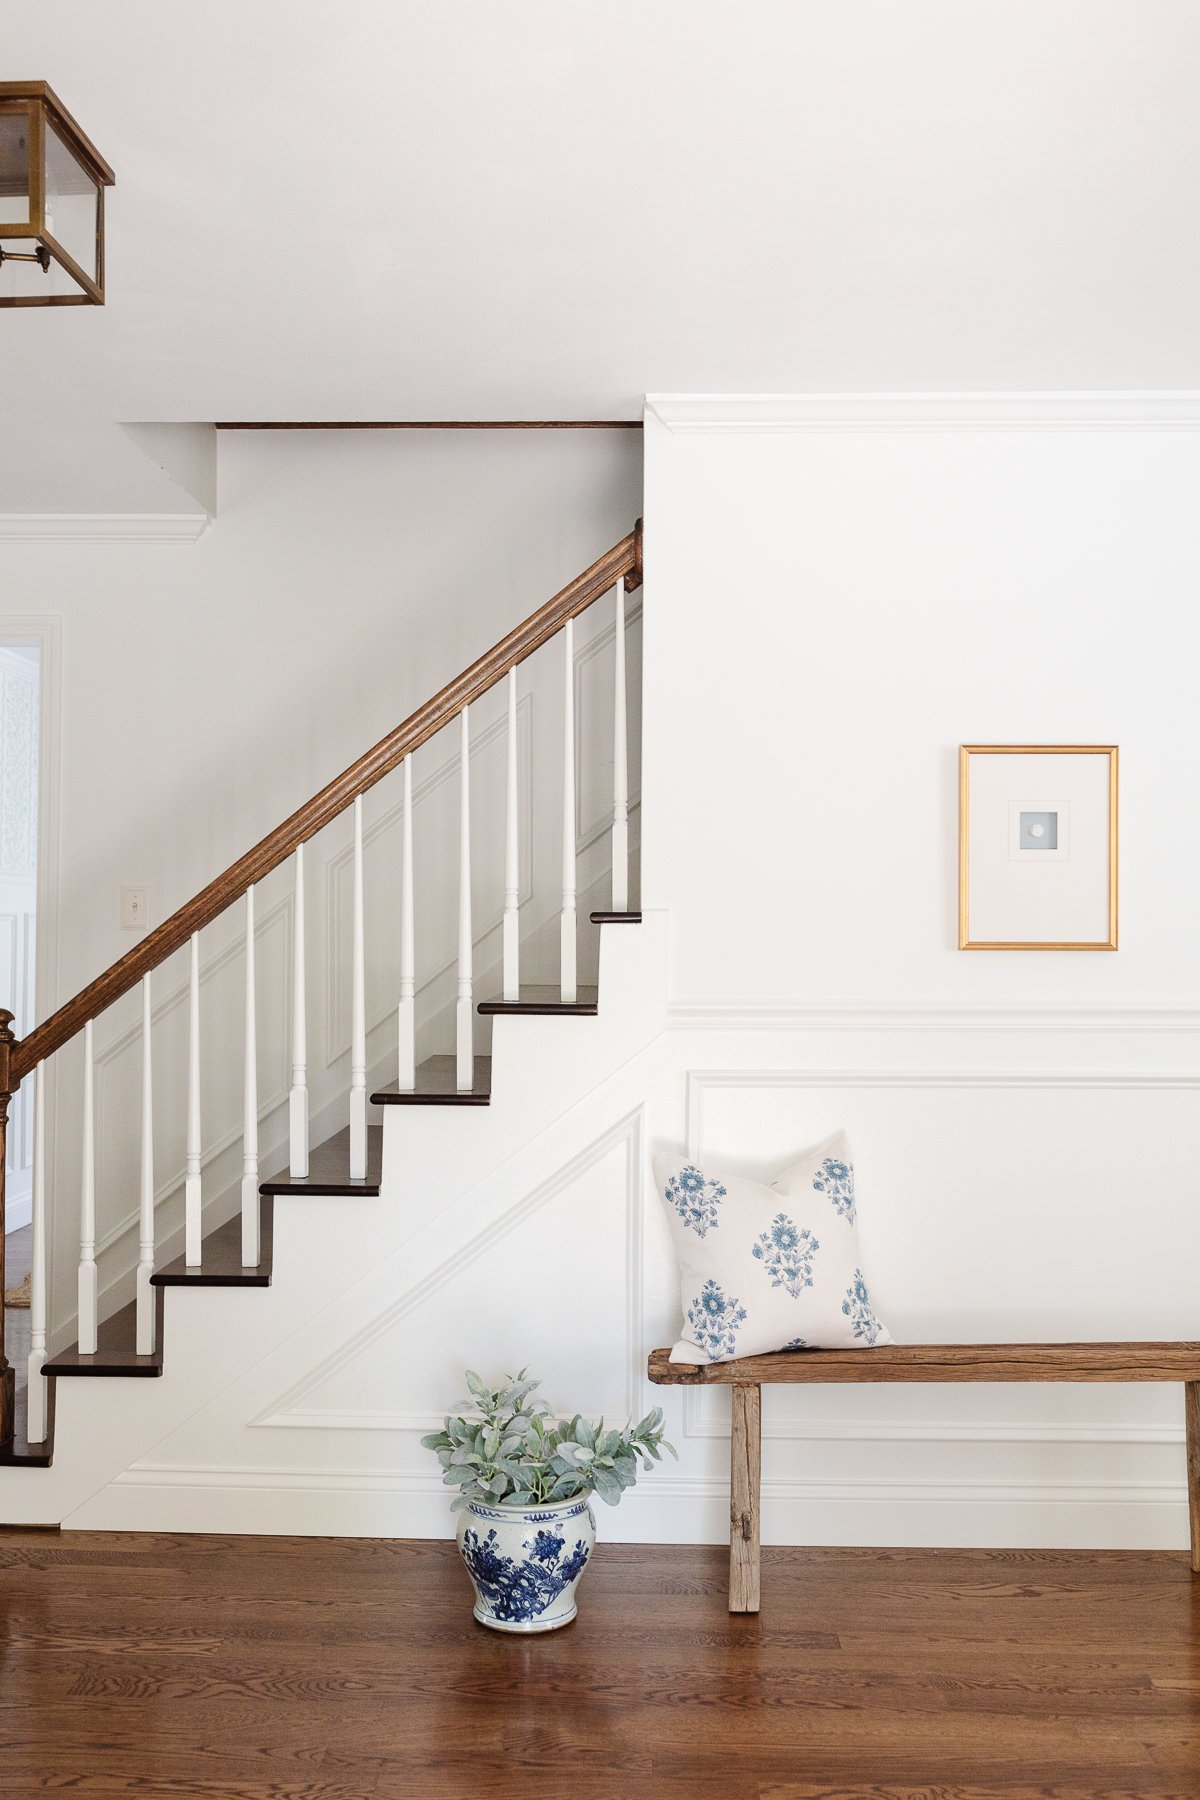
[[648, 1342, 1200, 1612]]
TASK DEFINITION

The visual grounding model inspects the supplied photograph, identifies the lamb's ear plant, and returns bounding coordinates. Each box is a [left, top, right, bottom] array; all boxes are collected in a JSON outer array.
[[422, 1369, 676, 1511]]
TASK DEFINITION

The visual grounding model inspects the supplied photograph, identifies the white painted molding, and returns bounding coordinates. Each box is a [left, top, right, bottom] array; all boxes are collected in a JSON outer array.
[[645, 392, 1200, 434], [254, 1106, 646, 1431], [686, 1064, 1200, 1163], [0, 514, 209, 544], [668, 1000, 1200, 1034], [682, 1389, 1184, 1447], [108, 1460, 1187, 1513]]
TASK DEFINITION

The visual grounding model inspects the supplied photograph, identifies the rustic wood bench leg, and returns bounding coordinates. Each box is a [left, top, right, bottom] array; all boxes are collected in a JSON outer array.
[[1186, 1381, 1200, 1574], [729, 1381, 761, 1613]]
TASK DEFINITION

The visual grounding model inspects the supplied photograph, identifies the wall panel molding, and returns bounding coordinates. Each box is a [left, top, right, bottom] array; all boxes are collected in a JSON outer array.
[[668, 1000, 1200, 1033], [253, 1106, 646, 1433], [685, 1066, 1200, 1160]]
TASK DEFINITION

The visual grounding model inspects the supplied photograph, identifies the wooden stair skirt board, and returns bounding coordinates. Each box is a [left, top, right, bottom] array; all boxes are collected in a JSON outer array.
[[649, 1343, 1200, 1614]]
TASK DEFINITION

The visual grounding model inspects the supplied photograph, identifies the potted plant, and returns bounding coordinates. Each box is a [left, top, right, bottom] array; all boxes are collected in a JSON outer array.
[[423, 1370, 675, 1633]]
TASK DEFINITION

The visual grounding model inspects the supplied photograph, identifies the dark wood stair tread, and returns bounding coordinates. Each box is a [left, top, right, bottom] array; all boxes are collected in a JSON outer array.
[[44, 1296, 164, 1378], [260, 1124, 382, 1196], [479, 985, 599, 1016], [590, 911, 642, 924], [372, 1055, 491, 1106], [153, 1202, 274, 1288]]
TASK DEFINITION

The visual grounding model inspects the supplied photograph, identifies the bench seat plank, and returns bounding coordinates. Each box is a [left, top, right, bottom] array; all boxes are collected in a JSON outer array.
[[648, 1342, 1200, 1385]]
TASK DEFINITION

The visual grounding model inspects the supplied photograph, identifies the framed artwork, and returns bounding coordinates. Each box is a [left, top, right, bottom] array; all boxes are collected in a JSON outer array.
[[958, 745, 1118, 951]]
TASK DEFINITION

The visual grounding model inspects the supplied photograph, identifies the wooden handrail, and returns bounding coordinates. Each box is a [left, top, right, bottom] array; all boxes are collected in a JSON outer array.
[[12, 523, 641, 1085]]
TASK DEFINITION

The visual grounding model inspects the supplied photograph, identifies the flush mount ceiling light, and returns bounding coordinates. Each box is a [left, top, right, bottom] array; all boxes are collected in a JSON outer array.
[[0, 82, 114, 307]]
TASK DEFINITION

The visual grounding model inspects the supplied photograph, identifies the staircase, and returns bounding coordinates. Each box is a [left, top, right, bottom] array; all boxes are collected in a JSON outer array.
[[0, 523, 645, 1518]]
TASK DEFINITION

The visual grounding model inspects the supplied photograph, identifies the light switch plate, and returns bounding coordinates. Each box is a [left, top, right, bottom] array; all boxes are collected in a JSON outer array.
[[120, 885, 150, 932]]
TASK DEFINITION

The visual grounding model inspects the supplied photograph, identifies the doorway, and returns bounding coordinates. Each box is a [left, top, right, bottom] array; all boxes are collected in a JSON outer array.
[[0, 641, 40, 1328]]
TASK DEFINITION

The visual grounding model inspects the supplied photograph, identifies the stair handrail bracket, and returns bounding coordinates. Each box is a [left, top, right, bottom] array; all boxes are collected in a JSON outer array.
[[0, 521, 641, 1454]]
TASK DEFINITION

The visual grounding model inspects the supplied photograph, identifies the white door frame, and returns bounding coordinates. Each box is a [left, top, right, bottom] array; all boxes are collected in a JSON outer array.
[[0, 617, 62, 1240]]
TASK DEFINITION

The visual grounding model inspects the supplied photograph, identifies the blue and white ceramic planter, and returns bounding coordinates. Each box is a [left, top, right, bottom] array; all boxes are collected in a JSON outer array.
[[456, 1493, 597, 1633]]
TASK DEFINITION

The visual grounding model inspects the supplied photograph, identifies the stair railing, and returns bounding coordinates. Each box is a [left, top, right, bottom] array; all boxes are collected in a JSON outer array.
[[0, 520, 642, 1451]]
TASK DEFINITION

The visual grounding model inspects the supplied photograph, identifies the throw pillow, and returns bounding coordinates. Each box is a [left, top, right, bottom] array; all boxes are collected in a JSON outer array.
[[654, 1131, 891, 1363]]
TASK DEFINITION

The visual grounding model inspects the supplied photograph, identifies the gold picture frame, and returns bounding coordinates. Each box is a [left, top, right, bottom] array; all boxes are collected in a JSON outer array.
[[958, 745, 1118, 951]]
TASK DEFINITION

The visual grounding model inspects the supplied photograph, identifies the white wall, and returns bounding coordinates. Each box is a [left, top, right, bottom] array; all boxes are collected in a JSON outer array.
[[0, 428, 641, 1343], [632, 395, 1200, 1550], [13, 398, 1200, 1556]]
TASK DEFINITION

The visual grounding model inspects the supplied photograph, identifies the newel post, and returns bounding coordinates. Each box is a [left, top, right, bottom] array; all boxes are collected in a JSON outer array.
[[0, 1009, 17, 1448]]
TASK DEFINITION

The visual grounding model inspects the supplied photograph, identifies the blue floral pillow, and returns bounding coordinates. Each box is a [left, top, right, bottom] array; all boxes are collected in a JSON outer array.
[[654, 1131, 891, 1363]]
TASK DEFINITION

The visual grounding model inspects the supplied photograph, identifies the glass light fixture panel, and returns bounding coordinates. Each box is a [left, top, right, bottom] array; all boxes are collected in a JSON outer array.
[[0, 105, 31, 227], [43, 113, 99, 282]]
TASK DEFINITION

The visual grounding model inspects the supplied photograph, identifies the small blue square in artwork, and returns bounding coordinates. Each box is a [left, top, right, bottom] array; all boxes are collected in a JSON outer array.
[[1019, 810, 1058, 850]]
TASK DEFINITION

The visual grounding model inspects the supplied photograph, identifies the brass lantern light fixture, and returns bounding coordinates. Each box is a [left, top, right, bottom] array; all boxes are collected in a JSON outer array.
[[0, 82, 114, 306]]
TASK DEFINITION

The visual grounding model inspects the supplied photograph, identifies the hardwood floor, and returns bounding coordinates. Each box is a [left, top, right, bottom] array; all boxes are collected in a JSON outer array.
[[0, 1532, 1197, 1797]]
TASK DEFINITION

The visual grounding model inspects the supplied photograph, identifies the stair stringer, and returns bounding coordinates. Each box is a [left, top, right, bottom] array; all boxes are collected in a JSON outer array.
[[0, 912, 668, 1529]]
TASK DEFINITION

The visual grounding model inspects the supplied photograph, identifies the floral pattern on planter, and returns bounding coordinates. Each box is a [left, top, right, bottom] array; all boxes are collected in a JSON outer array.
[[841, 1267, 884, 1345], [752, 1211, 819, 1298], [457, 1496, 596, 1633], [665, 1164, 727, 1238], [812, 1156, 856, 1223], [686, 1277, 747, 1360]]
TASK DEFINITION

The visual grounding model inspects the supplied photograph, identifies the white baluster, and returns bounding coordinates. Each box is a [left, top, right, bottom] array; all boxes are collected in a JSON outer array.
[[136, 974, 155, 1354], [349, 794, 367, 1179], [611, 575, 629, 912], [241, 885, 260, 1266], [78, 1019, 97, 1355], [397, 754, 415, 1090], [503, 667, 520, 1002], [560, 618, 577, 1003], [289, 842, 309, 1178], [185, 930, 202, 1266], [26, 1060, 47, 1441], [456, 706, 473, 1089]]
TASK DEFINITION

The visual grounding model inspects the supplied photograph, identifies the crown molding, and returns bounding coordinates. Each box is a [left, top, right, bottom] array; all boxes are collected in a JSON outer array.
[[645, 392, 1200, 434], [0, 513, 209, 544]]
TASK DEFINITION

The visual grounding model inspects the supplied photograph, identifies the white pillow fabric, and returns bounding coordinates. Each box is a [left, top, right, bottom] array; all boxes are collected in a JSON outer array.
[[654, 1132, 891, 1364]]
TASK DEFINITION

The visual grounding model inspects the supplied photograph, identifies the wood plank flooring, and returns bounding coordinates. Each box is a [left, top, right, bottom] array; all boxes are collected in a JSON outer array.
[[0, 1532, 1197, 1797]]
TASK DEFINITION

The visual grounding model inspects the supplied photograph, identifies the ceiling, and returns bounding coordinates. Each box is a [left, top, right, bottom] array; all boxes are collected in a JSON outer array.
[[5, 0, 1200, 511]]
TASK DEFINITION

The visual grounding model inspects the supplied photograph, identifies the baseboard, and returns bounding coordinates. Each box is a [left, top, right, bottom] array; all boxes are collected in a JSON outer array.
[[66, 1463, 1191, 1552], [5, 1194, 32, 1234]]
